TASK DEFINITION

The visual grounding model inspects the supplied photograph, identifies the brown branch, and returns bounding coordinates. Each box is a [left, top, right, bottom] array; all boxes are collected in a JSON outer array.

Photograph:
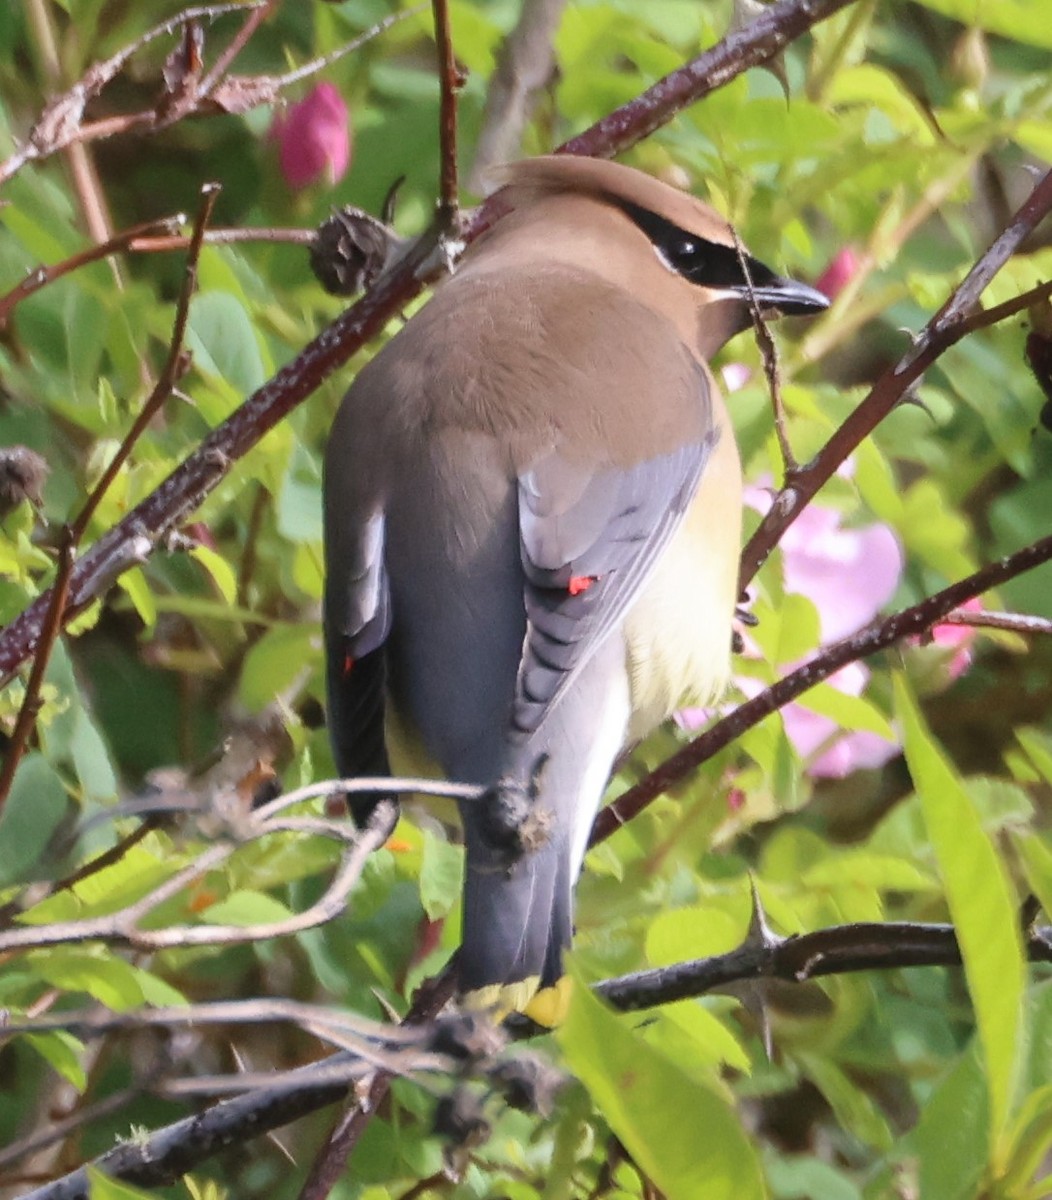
[[0, 0, 864, 687], [129, 225, 317, 253], [296, 967, 458, 1200], [559, 0, 857, 158], [13, 917, 1051, 1197], [740, 165, 1052, 588], [596, 922, 1052, 1012], [432, 0, 461, 222], [0, 214, 185, 330], [591, 530, 1052, 844], [0, 220, 323, 329], [0, 4, 417, 187], [0, 3, 262, 185], [937, 608, 1052, 636], [0, 531, 74, 814]]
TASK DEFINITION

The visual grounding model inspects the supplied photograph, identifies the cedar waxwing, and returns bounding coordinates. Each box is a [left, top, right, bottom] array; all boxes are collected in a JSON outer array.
[[323, 155, 828, 1021]]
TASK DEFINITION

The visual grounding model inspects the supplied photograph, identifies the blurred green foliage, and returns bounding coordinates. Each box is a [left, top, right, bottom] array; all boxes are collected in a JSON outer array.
[[1, 0, 1051, 1197]]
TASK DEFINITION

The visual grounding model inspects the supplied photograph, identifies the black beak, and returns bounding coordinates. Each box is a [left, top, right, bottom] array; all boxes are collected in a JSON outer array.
[[735, 274, 831, 317]]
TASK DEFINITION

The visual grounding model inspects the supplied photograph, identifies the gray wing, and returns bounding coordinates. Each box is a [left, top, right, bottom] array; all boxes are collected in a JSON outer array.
[[511, 432, 717, 741], [323, 506, 394, 821]]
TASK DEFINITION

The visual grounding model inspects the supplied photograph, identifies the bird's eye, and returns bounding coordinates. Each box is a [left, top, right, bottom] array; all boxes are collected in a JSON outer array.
[[670, 237, 703, 267]]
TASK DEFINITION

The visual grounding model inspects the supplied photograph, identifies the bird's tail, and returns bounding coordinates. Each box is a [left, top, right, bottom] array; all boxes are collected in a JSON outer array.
[[458, 822, 574, 1022], [456, 642, 630, 1024]]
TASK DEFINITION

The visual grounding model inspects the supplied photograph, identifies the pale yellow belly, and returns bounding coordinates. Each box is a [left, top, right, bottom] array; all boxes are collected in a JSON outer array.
[[622, 427, 742, 742]]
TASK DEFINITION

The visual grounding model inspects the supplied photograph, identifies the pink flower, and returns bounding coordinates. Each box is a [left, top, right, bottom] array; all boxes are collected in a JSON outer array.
[[747, 486, 903, 643], [924, 597, 982, 681], [815, 247, 862, 301], [271, 83, 350, 189], [773, 663, 899, 779]]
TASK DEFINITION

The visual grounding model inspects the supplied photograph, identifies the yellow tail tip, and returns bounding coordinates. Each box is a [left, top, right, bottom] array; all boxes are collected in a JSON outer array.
[[460, 975, 574, 1027]]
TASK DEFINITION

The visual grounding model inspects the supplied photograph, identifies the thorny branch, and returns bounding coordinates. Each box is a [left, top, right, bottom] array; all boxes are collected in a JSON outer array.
[[8, 918, 1052, 1196]]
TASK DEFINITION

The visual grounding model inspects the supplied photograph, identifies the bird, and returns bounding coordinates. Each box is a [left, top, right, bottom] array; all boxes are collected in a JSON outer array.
[[323, 155, 829, 1022]]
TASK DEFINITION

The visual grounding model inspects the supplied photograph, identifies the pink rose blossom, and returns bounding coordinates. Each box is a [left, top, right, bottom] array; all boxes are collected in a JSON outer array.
[[771, 663, 899, 779], [271, 83, 350, 189], [815, 246, 862, 300], [746, 487, 903, 643], [923, 597, 983, 681]]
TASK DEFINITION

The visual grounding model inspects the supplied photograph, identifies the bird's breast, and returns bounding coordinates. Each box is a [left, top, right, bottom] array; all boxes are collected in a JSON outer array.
[[622, 424, 742, 742]]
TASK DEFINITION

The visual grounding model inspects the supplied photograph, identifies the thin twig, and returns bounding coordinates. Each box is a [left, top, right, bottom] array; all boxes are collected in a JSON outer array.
[[297, 967, 458, 1200], [0, 214, 185, 329], [0, 779, 480, 954], [192, 0, 275, 101], [0, 531, 74, 814], [0, 221, 325, 327], [0, 818, 156, 929], [936, 608, 1052, 637], [0, 4, 418, 185], [0, 3, 263, 185], [732, 229, 796, 475], [73, 182, 219, 542], [432, 0, 461, 222]]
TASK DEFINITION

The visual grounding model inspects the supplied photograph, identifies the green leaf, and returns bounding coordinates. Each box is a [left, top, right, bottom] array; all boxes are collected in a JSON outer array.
[[238, 622, 321, 712], [1016, 728, 1052, 787], [644, 905, 743, 966], [911, 1044, 989, 1200], [0, 752, 68, 886], [895, 674, 1025, 1156], [25, 1030, 87, 1091], [910, 0, 1052, 48], [186, 291, 266, 396], [32, 948, 147, 1010], [116, 567, 156, 629], [86, 1166, 159, 1200], [70, 705, 118, 803], [798, 1052, 893, 1151], [794, 683, 896, 741], [190, 543, 238, 605], [559, 977, 766, 1200], [1012, 832, 1052, 928], [19, 843, 172, 923], [418, 830, 463, 920], [201, 890, 294, 926]]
